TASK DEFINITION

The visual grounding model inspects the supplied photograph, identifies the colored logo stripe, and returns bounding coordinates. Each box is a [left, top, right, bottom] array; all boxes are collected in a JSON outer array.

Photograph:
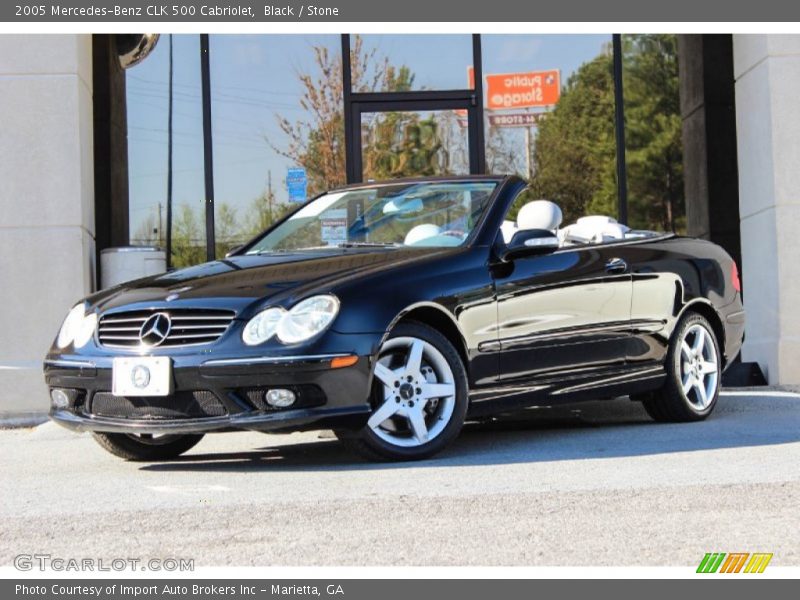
[[744, 553, 773, 573], [697, 552, 773, 573], [697, 553, 726, 573], [719, 553, 749, 573]]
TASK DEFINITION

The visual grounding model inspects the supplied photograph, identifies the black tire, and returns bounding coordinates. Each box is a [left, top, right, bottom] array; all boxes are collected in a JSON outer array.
[[336, 320, 469, 461], [641, 311, 722, 422], [92, 432, 204, 461]]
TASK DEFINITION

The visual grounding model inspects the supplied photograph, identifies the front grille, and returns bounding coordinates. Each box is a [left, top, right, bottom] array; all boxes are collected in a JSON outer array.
[[97, 308, 235, 348], [90, 390, 227, 419]]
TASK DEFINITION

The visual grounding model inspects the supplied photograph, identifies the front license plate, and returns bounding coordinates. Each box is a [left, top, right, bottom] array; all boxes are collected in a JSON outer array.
[[112, 357, 173, 397]]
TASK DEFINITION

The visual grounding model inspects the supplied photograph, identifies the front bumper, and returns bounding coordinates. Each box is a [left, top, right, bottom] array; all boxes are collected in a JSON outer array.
[[44, 350, 374, 434], [50, 405, 370, 434]]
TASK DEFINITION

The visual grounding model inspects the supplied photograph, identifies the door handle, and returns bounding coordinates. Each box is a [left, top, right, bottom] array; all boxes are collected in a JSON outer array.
[[605, 257, 628, 274]]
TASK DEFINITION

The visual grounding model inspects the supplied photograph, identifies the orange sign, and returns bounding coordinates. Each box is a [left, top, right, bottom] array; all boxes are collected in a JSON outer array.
[[485, 70, 560, 110]]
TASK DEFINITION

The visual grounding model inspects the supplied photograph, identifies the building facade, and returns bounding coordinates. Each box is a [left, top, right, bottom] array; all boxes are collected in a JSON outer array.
[[0, 33, 797, 420]]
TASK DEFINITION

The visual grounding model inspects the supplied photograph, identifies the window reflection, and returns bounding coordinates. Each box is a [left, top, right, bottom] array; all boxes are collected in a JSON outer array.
[[622, 34, 684, 233], [481, 35, 615, 224], [208, 34, 344, 257], [356, 35, 473, 92], [126, 34, 206, 268]]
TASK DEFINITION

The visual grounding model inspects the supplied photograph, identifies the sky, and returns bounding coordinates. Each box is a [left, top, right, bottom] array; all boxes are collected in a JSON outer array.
[[125, 34, 611, 242]]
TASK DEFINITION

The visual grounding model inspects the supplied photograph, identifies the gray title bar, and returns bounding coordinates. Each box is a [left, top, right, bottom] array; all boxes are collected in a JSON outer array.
[[2, 0, 800, 22]]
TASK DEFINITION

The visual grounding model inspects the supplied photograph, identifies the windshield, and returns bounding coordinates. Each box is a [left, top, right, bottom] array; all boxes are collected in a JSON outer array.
[[246, 181, 498, 253]]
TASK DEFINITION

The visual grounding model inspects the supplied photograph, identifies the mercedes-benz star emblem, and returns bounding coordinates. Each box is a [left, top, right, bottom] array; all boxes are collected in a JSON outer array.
[[130, 365, 151, 389], [139, 312, 172, 347]]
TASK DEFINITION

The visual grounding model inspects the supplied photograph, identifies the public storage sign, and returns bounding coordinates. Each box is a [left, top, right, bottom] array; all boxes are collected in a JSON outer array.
[[485, 70, 561, 109]]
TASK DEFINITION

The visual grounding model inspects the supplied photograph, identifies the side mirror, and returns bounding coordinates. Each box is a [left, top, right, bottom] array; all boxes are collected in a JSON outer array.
[[499, 229, 559, 262]]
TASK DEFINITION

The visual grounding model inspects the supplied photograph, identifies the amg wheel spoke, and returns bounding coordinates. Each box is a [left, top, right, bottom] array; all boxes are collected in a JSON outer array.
[[422, 382, 455, 399], [373, 362, 396, 389], [367, 399, 400, 429], [694, 380, 709, 407], [682, 372, 694, 394], [681, 342, 693, 362], [407, 409, 429, 443], [692, 331, 705, 354], [406, 339, 425, 374], [700, 361, 717, 375]]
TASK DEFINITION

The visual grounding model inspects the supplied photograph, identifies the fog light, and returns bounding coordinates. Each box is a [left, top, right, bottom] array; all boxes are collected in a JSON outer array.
[[50, 389, 70, 410], [265, 388, 296, 408]]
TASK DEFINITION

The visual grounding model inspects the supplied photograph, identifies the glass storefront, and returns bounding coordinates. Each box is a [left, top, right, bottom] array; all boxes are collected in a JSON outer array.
[[126, 34, 206, 266], [622, 34, 685, 233], [124, 33, 686, 268], [360, 110, 470, 180], [356, 35, 474, 92]]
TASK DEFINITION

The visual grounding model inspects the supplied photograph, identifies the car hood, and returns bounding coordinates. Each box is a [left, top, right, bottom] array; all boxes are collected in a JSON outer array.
[[89, 248, 456, 315]]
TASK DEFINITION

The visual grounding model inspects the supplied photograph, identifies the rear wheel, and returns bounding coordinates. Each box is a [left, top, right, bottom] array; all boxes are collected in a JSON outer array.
[[92, 432, 204, 461], [337, 321, 468, 461], [642, 312, 721, 422]]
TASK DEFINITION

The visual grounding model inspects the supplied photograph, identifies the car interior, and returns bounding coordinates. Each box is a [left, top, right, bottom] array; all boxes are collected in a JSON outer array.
[[499, 199, 662, 248]]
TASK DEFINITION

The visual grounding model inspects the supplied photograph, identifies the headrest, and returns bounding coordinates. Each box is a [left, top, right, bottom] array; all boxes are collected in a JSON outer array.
[[404, 223, 442, 246], [559, 215, 630, 245], [576, 215, 618, 226], [517, 200, 563, 232], [500, 220, 517, 244]]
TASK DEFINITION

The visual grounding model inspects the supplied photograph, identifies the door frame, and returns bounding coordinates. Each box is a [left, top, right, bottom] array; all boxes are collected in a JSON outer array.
[[341, 34, 486, 183]]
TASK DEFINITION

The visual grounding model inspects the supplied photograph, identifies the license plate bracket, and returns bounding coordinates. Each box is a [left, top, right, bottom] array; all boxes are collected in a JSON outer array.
[[112, 357, 173, 397]]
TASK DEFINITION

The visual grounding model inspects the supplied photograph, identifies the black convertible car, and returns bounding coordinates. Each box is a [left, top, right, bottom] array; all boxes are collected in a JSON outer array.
[[44, 175, 745, 461]]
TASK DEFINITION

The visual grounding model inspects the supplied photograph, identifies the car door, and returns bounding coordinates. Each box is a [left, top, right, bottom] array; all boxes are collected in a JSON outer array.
[[492, 244, 633, 382]]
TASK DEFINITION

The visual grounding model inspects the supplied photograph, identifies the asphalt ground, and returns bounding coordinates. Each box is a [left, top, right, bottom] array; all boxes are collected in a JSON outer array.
[[1, 389, 798, 567]]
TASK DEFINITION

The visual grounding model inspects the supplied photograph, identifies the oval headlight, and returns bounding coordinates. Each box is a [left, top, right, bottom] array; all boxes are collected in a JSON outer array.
[[242, 307, 285, 346], [56, 304, 86, 349], [73, 312, 98, 349], [276, 295, 340, 344]]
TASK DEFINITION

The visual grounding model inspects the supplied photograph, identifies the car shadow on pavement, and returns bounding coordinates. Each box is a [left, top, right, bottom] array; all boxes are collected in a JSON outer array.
[[139, 391, 800, 473]]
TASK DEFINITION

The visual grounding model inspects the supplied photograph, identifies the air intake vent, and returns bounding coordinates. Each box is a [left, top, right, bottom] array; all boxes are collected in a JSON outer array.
[[90, 390, 227, 419], [97, 308, 235, 348]]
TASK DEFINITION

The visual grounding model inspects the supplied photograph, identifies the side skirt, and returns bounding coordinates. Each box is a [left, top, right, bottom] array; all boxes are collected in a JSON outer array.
[[466, 363, 666, 418]]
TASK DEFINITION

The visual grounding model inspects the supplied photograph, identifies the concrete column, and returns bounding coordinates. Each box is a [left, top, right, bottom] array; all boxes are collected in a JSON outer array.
[[678, 35, 741, 268], [0, 35, 95, 420], [733, 34, 800, 384]]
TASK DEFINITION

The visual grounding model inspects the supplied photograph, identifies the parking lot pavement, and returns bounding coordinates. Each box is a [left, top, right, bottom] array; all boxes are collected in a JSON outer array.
[[1, 389, 798, 567]]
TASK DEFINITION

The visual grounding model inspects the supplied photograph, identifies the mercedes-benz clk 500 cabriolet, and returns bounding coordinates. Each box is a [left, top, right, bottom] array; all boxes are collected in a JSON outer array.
[[44, 175, 745, 461]]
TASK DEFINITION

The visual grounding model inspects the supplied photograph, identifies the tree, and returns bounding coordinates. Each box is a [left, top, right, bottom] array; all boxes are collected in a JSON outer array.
[[171, 203, 205, 268], [528, 48, 618, 224], [276, 36, 452, 189], [527, 35, 684, 232], [214, 202, 241, 258], [622, 35, 684, 232]]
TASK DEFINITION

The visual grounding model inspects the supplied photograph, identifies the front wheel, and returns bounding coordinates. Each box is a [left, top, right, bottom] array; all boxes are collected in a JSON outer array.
[[337, 321, 468, 461], [642, 312, 722, 422], [92, 432, 204, 461]]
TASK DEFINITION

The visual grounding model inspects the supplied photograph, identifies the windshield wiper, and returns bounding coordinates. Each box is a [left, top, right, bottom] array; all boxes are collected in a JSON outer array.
[[337, 242, 401, 248]]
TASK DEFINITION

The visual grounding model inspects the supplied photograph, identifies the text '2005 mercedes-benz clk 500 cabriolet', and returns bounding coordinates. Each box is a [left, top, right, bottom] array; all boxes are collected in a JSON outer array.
[[44, 175, 745, 461]]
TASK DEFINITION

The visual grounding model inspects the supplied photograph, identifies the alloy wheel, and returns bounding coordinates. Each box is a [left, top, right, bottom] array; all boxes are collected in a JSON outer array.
[[368, 336, 457, 448], [678, 323, 719, 409]]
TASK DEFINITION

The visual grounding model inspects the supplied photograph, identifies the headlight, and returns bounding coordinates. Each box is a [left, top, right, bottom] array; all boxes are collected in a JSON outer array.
[[277, 295, 340, 344], [242, 295, 340, 346], [73, 312, 97, 349], [57, 304, 86, 349], [242, 307, 285, 346]]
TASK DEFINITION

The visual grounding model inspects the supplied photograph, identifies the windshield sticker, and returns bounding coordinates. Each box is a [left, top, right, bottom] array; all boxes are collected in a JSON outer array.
[[320, 209, 348, 246]]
